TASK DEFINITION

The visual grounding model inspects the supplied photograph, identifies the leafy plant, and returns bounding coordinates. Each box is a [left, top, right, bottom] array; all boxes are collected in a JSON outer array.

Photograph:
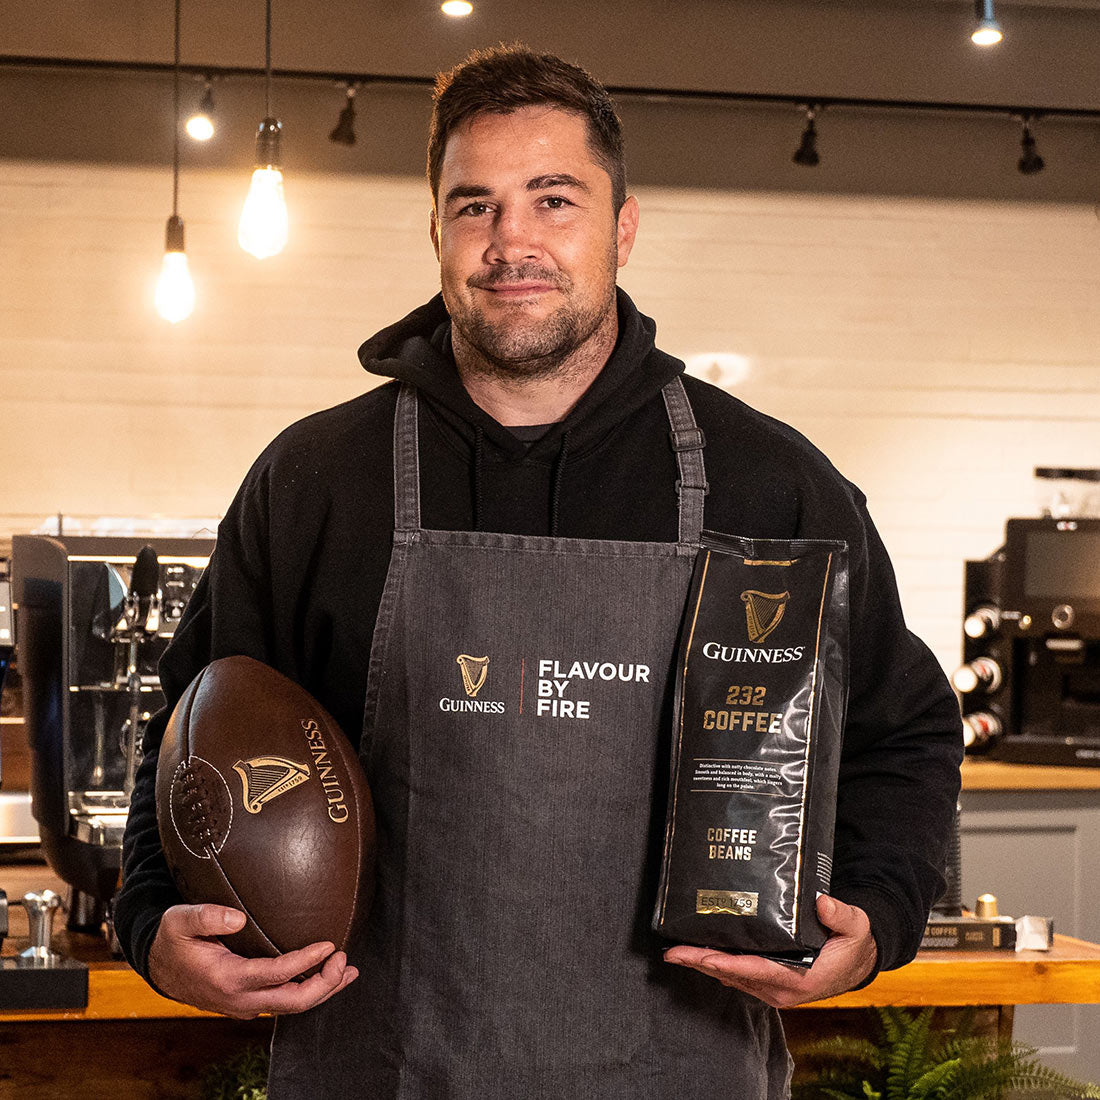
[[792, 1007, 1100, 1100], [201, 1043, 270, 1100]]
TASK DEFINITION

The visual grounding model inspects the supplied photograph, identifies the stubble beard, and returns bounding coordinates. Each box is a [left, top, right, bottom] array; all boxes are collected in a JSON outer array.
[[446, 259, 618, 383]]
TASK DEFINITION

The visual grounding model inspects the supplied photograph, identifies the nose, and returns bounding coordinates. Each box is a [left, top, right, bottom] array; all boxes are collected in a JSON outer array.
[[485, 205, 542, 266]]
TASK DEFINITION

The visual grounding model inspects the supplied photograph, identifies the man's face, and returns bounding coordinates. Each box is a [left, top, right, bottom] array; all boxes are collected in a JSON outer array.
[[430, 106, 638, 376]]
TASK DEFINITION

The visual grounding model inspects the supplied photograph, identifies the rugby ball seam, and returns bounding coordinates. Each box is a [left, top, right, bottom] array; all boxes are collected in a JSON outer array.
[[168, 755, 233, 859]]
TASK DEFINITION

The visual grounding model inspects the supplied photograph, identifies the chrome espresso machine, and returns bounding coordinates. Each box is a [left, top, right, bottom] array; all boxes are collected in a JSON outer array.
[[957, 515, 1100, 766], [11, 534, 214, 934]]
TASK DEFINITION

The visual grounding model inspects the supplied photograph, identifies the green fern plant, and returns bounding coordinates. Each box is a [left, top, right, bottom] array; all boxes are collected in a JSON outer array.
[[793, 1007, 1100, 1100], [201, 1043, 270, 1100]]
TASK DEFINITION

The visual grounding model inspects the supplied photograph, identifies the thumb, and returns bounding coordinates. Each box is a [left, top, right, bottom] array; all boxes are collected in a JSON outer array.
[[174, 903, 247, 937], [816, 894, 867, 937]]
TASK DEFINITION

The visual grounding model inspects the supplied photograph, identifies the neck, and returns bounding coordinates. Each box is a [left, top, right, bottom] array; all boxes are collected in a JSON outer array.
[[452, 310, 619, 427]]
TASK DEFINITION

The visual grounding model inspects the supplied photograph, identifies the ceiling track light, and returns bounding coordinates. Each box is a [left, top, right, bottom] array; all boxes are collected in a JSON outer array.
[[329, 83, 358, 145], [238, 0, 289, 259], [1017, 115, 1045, 175], [972, 0, 1003, 46], [441, 1, 474, 16], [155, 0, 195, 323], [186, 76, 215, 141], [792, 105, 820, 167]]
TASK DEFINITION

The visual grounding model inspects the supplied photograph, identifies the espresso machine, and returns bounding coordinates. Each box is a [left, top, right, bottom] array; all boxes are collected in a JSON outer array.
[[11, 534, 214, 933], [957, 516, 1100, 765]]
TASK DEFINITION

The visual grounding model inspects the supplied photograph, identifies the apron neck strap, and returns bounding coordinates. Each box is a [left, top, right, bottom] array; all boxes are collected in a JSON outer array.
[[662, 376, 707, 546], [393, 376, 707, 543], [393, 383, 422, 532]]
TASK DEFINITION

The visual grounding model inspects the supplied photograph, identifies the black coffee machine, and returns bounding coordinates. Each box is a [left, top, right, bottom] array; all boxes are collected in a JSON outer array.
[[11, 534, 214, 932], [958, 516, 1100, 765]]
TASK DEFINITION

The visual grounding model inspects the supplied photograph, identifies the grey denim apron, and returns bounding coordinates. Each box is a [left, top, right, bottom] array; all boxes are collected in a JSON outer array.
[[268, 379, 793, 1099]]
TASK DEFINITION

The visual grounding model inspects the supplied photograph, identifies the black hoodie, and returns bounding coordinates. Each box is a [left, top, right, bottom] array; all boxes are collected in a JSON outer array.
[[117, 289, 962, 989]]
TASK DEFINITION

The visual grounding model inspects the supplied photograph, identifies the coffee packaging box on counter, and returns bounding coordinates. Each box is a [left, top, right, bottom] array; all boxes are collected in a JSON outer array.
[[922, 916, 1017, 951], [653, 534, 849, 966]]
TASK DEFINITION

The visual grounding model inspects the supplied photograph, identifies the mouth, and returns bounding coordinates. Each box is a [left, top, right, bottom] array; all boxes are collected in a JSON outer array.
[[482, 282, 557, 298]]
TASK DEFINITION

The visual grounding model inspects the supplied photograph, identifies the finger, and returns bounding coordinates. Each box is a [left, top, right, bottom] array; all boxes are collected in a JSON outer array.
[[668, 947, 807, 988], [236, 942, 337, 990], [815, 894, 868, 937], [239, 962, 356, 1016], [166, 903, 247, 939], [308, 965, 360, 1010]]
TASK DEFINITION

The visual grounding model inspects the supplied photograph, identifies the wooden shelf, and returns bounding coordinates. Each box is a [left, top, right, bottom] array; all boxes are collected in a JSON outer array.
[[961, 758, 1100, 791]]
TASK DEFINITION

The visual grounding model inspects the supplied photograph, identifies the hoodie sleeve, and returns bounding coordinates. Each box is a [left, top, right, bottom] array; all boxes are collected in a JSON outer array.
[[115, 462, 276, 985], [825, 491, 964, 981]]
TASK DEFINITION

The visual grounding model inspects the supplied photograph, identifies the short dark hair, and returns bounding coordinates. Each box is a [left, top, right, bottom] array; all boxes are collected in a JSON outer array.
[[428, 44, 626, 213]]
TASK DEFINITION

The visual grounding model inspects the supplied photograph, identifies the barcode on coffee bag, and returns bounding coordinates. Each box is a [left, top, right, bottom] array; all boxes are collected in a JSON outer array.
[[653, 535, 848, 965]]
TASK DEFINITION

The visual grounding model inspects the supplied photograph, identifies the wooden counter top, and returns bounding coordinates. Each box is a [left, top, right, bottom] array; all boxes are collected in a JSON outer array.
[[961, 757, 1100, 791], [799, 934, 1100, 1010], [5, 865, 1100, 1023], [1, 933, 1096, 1022]]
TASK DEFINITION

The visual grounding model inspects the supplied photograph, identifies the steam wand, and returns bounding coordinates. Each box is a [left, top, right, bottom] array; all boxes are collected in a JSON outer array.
[[120, 546, 160, 796]]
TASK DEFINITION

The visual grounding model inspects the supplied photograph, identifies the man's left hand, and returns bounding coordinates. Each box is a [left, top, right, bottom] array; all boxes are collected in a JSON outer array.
[[663, 894, 878, 1009]]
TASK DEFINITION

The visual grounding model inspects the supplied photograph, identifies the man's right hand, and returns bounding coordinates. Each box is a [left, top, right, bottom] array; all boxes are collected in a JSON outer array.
[[148, 903, 359, 1019]]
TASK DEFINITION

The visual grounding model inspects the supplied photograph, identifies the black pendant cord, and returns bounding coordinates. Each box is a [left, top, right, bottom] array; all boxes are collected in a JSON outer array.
[[264, 0, 272, 119], [172, 0, 181, 218]]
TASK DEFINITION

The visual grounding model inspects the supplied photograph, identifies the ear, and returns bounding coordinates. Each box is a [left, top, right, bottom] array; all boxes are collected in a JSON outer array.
[[429, 207, 441, 261], [615, 196, 640, 268]]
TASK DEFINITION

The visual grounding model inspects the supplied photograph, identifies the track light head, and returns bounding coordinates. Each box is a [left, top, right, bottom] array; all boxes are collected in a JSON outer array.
[[1017, 117, 1045, 175], [186, 79, 216, 141], [792, 108, 820, 168], [329, 84, 358, 146]]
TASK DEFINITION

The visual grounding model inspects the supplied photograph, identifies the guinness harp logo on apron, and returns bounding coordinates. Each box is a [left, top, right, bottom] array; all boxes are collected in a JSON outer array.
[[456, 654, 490, 698], [233, 756, 310, 814], [740, 589, 790, 644]]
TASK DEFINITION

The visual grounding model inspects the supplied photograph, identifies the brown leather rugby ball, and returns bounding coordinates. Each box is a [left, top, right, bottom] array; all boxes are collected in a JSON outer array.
[[155, 655, 375, 959]]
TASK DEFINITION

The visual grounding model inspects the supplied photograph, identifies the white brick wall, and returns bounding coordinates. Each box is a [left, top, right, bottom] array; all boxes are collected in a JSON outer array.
[[2, 160, 1098, 673]]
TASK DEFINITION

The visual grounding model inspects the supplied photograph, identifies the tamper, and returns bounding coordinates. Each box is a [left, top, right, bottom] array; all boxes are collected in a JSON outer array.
[[0, 887, 88, 1009]]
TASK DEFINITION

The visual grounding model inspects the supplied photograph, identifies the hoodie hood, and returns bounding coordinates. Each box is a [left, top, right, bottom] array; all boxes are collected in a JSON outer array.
[[357, 288, 684, 464]]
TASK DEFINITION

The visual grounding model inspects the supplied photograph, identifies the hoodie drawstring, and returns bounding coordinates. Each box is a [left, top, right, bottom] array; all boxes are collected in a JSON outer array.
[[549, 430, 570, 538]]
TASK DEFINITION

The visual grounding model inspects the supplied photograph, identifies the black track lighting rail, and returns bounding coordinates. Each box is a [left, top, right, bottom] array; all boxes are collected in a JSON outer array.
[[2, 53, 1099, 122]]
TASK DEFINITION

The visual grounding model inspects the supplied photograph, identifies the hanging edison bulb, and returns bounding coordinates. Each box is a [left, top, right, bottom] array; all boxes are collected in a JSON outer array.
[[239, 0, 288, 259], [155, 0, 195, 323], [155, 215, 195, 323], [239, 119, 288, 258]]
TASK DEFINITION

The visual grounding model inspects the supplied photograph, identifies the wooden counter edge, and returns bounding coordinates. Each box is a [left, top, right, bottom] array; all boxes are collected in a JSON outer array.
[[3, 935, 1099, 1022], [797, 934, 1100, 1009], [0, 963, 226, 1022]]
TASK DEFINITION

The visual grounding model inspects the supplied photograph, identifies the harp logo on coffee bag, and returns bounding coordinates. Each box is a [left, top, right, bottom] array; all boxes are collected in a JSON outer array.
[[741, 589, 790, 643]]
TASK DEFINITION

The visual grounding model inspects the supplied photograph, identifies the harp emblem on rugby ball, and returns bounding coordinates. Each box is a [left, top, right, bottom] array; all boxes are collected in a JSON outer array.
[[740, 590, 790, 644], [456, 654, 490, 698], [233, 756, 311, 814]]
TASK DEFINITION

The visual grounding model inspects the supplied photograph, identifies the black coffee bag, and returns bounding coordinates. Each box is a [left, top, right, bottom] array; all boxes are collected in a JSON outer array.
[[653, 534, 849, 965]]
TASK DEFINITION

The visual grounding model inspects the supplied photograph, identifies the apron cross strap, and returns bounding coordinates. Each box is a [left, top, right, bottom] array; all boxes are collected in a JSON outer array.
[[662, 376, 707, 545], [669, 427, 706, 452]]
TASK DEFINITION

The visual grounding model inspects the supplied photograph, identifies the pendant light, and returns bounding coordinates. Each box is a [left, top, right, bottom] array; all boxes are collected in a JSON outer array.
[[238, 0, 288, 259], [971, 0, 1003, 46], [154, 0, 196, 324]]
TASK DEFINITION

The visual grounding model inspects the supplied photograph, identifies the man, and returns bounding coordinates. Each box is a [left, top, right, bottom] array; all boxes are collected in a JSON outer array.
[[118, 45, 962, 1097]]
